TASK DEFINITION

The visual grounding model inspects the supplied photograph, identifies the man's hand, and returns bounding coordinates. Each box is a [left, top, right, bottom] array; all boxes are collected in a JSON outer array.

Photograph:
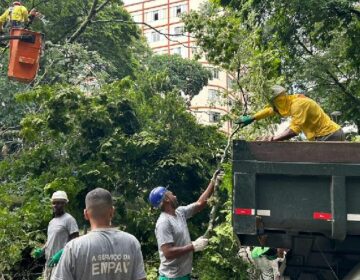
[[192, 236, 209, 252], [48, 249, 64, 267], [234, 115, 254, 127], [211, 169, 224, 185], [211, 169, 221, 181], [32, 247, 44, 259]]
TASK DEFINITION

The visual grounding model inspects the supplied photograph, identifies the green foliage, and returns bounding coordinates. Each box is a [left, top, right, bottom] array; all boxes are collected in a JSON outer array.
[[0, 71, 225, 277], [146, 54, 212, 101], [38, 42, 118, 86]]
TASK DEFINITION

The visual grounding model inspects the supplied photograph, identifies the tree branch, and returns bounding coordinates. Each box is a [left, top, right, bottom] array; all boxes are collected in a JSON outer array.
[[204, 125, 241, 238], [296, 36, 360, 105], [67, 0, 111, 43]]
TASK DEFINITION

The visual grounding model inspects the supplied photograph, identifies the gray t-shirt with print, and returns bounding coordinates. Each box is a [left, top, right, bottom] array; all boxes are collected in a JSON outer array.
[[51, 228, 146, 280], [45, 213, 79, 263], [155, 203, 197, 278]]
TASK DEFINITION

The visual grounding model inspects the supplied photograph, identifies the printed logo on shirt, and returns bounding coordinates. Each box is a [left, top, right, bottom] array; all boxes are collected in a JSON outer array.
[[91, 254, 131, 275]]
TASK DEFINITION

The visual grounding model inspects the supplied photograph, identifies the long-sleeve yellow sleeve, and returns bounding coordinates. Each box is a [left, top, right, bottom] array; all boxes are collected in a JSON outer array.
[[0, 9, 9, 26], [253, 105, 275, 120]]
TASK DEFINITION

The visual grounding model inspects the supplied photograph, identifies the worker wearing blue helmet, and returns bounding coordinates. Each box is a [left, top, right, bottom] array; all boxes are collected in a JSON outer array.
[[149, 169, 222, 280]]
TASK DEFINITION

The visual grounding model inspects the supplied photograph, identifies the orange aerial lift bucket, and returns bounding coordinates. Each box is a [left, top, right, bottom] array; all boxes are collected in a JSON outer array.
[[7, 28, 43, 83]]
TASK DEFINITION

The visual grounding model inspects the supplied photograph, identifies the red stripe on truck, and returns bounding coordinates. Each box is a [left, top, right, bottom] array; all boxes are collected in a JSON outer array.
[[234, 208, 254, 215], [313, 212, 332, 220]]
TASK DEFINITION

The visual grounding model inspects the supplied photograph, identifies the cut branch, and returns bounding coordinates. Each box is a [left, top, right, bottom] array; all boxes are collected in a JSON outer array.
[[204, 125, 241, 238]]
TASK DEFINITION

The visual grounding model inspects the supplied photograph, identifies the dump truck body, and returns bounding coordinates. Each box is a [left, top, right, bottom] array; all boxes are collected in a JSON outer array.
[[232, 141, 360, 279]]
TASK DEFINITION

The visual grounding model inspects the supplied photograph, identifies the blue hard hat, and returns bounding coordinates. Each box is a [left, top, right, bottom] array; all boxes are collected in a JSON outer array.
[[149, 186, 167, 208]]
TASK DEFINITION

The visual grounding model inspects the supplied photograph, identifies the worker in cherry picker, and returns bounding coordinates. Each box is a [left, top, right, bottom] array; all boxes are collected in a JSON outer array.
[[0, 1, 38, 33]]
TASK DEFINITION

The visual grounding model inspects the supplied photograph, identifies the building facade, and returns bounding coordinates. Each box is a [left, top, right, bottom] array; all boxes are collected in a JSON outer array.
[[124, 0, 237, 133]]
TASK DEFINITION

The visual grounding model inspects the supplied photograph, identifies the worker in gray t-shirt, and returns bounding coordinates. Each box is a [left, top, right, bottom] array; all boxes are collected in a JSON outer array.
[[149, 170, 222, 280], [51, 188, 146, 280], [33, 190, 79, 280]]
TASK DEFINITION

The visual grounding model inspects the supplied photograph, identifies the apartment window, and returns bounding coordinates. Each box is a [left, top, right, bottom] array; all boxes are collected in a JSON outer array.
[[174, 26, 184, 35], [227, 76, 235, 88], [132, 14, 141, 23], [153, 10, 159, 21], [148, 10, 164, 22], [151, 31, 161, 42], [190, 46, 198, 57], [172, 47, 182, 56], [208, 89, 219, 102], [209, 112, 221, 123], [208, 67, 219, 79], [173, 5, 186, 17]]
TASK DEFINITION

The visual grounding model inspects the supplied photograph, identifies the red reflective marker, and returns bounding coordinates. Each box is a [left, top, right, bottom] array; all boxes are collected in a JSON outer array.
[[313, 212, 332, 220], [234, 208, 254, 216]]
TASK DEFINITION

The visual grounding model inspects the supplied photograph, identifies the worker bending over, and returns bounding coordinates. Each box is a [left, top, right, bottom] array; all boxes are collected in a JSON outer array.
[[235, 85, 344, 141]]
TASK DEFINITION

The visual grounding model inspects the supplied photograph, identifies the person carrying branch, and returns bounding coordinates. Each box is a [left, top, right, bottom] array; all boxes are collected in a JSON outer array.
[[149, 170, 222, 280], [235, 85, 345, 141]]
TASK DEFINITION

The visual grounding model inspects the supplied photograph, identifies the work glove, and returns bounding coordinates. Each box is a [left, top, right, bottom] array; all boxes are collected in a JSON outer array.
[[211, 169, 224, 185], [234, 115, 254, 126], [48, 249, 64, 267], [192, 236, 209, 252], [212, 169, 221, 180], [32, 247, 44, 259]]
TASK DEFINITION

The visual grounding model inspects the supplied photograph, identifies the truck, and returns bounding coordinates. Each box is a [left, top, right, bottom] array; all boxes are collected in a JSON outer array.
[[232, 140, 360, 280]]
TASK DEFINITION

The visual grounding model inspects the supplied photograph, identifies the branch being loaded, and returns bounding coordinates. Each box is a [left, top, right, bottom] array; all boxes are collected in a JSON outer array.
[[203, 124, 241, 238]]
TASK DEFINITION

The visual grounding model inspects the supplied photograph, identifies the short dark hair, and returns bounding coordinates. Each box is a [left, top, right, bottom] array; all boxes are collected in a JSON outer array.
[[85, 188, 113, 214]]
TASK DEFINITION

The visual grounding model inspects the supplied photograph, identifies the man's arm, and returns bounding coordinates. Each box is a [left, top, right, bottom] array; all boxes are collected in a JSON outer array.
[[234, 106, 275, 126], [21, 6, 29, 22], [0, 10, 9, 30], [161, 243, 194, 260], [253, 106, 275, 121], [271, 127, 298, 141], [193, 179, 216, 214]]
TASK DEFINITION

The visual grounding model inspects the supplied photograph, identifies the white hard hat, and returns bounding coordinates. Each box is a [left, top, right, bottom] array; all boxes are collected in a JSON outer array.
[[270, 85, 287, 98], [51, 191, 69, 202]]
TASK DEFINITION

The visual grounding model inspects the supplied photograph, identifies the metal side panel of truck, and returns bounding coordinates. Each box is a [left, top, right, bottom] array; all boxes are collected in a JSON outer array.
[[232, 141, 360, 280]]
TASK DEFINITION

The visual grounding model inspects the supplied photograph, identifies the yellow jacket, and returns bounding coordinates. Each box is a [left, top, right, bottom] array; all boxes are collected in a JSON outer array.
[[253, 94, 340, 140], [0, 5, 28, 26]]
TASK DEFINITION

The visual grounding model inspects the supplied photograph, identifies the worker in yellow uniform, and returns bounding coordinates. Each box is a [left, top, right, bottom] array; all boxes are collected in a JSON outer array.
[[235, 85, 345, 141], [0, 1, 29, 32]]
